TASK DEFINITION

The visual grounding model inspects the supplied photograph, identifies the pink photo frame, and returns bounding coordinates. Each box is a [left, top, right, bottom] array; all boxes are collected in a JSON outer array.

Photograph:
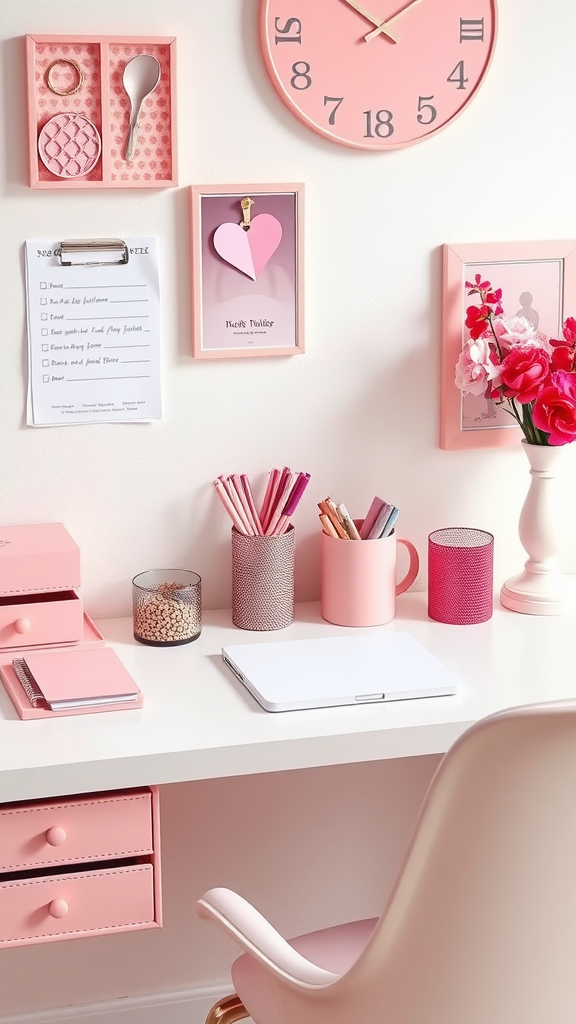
[[189, 183, 304, 359], [440, 240, 576, 450]]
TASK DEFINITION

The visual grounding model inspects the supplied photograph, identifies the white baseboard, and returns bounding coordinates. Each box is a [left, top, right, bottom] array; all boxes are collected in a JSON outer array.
[[0, 985, 244, 1024]]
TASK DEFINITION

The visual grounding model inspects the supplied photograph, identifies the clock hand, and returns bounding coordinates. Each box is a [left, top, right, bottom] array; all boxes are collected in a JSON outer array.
[[364, 0, 425, 42], [340, 0, 402, 43]]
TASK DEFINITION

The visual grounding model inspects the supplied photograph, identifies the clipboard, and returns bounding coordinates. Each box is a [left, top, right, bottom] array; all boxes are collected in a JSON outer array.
[[25, 236, 162, 426], [58, 238, 129, 266]]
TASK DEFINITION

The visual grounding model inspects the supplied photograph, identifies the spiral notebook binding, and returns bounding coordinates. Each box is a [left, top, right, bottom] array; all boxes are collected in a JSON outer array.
[[11, 659, 49, 709]]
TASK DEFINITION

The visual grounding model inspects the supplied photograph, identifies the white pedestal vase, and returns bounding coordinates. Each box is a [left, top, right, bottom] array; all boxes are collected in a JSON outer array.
[[500, 440, 576, 615]]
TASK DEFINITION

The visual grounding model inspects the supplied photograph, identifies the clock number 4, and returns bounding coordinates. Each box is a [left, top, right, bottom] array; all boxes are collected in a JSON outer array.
[[447, 60, 468, 90], [274, 16, 302, 44]]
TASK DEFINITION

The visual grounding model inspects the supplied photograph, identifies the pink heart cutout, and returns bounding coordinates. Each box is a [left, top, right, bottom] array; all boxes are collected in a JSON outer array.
[[213, 214, 282, 280]]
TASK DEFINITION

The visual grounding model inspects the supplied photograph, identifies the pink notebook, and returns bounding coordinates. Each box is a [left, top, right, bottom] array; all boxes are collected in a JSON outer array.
[[1, 647, 142, 718]]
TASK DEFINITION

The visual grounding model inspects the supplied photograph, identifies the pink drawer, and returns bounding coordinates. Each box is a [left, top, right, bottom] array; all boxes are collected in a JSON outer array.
[[0, 790, 153, 872], [0, 863, 155, 946], [0, 590, 83, 649]]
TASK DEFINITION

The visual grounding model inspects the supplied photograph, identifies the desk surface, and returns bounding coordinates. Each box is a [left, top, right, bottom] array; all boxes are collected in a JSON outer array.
[[0, 596, 574, 803]]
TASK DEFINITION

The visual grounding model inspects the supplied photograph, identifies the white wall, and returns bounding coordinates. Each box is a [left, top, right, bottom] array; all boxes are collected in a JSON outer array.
[[2, 0, 576, 619], [1, 0, 575, 1015]]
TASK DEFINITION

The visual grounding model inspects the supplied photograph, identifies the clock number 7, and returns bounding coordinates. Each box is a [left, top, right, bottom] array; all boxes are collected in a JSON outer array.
[[274, 17, 302, 44], [324, 96, 344, 126]]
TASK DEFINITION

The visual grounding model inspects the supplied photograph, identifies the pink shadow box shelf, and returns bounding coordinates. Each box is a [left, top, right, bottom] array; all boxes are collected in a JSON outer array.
[[26, 35, 177, 189]]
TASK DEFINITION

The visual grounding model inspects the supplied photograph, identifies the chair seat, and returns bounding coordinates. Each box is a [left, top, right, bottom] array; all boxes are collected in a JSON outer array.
[[231, 917, 378, 1024]]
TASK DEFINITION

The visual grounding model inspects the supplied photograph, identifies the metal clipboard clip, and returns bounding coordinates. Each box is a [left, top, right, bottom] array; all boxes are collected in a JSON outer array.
[[58, 238, 129, 267]]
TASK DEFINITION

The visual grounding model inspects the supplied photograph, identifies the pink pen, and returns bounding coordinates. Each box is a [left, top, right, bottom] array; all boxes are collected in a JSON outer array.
[[275, 473, 311, 535], [239, 474, 264, 535], [213, 479, 249, 535], [265, 471, 296, 536], [219, 476, 252, 534], [258, 468, 280, 526], [261, 466, 289, 533], [230, 474, 260, 535]]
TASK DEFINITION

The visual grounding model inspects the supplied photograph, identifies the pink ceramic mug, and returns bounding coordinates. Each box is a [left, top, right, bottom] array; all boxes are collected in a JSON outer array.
[[320, 523, 420, 627]]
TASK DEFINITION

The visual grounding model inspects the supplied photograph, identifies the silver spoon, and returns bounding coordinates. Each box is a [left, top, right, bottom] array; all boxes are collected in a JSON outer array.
[[122, 54, 161, 162]]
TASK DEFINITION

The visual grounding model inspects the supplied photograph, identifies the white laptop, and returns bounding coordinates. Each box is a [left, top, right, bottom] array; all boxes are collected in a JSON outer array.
[[221, 632, 460, 712]]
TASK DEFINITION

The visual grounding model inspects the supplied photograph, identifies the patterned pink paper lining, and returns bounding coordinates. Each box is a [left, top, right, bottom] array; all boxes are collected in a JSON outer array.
[[34, 41, 173, 184]]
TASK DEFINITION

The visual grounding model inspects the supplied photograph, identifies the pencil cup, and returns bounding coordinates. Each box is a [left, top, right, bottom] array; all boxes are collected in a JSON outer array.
[[231, 526, 295, 630], [321, 523, 420, 627], [427, 528, 494, 625], [132, 569, 202, 646]]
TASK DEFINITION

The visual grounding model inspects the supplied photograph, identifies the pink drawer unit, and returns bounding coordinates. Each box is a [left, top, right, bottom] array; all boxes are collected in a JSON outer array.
[[0, 590, 83, 650], [0, 523, 80, 597], [0, 863, 155, 946], [0, 789, 153, 872], [0, 786, 161, 947]]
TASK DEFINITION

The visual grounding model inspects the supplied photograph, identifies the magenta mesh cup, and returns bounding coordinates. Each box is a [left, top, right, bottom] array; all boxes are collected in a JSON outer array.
[[428, 528, 494, 625], [232, 526, 295, 630]]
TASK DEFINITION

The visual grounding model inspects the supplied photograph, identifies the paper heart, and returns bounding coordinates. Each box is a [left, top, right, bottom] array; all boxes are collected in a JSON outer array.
[[213, 214, 282, 280]]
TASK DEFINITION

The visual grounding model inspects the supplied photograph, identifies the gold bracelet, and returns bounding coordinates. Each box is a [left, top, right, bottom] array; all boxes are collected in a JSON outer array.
[[45, 58, 84, 97]]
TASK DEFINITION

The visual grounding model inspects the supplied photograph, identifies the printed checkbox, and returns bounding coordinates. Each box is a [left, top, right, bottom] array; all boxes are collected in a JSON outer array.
[[41, 313, 47, 321], [42, 375, 49, 383], [42, 359, 49, 367], [40, 297, 47, 305], [41, 344, 49, 351], [41, 329, 48, 337], [40, 282, 47, 289]]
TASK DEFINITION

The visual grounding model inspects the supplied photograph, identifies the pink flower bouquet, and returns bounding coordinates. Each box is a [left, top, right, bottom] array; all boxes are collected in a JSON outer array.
[[455, 276, 576, 445]]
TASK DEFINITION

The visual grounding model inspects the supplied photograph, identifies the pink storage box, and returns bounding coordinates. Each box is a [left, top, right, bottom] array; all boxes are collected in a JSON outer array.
[[0, 787, 162, 947], [0, 523, 80, 596], [26, 35, 177, 189]]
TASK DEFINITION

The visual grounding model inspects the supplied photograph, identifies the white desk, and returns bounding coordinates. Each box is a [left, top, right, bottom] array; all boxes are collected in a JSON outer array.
[[0, 595, 574, 804]]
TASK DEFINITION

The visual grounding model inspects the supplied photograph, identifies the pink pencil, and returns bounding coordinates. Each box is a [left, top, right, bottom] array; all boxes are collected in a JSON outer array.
[[219, 476, 253, 534], [274, 472, 310, 534], [213, 479, 249, 535], [265, 472, 296, 535], [240, 474, 264, 535], [230, 473, 260, 535]]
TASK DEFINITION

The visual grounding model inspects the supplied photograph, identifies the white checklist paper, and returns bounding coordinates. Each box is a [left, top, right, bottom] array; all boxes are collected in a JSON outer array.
[[25, 238, 162, 426]]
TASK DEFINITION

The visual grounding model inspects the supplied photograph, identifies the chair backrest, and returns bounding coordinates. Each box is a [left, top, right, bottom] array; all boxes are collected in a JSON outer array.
[[278, 701, 576, 1024]]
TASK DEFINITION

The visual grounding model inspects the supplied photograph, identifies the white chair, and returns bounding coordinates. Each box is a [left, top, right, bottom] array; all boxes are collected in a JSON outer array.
[[197, 700, 576, 1024]]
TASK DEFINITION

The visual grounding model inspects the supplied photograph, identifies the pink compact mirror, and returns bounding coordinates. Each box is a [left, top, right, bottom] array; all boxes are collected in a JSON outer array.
[[38, 113, 101, 178]]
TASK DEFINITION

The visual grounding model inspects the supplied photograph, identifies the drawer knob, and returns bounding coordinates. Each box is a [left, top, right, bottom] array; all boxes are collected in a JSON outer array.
[[48, 899, 69, 919], [46, 826, 67, 846], [14, 618, 31, 634]]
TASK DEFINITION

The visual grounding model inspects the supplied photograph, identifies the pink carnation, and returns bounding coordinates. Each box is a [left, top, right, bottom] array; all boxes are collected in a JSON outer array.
[[492, 316, 550, 352], [532, 371, 576, 445], [455, 338, 500, 397]]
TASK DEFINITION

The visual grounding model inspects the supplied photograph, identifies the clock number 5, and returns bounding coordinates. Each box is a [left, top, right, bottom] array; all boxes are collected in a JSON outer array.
[[274, 17, 302, 44], [417, 95, 436, 125]]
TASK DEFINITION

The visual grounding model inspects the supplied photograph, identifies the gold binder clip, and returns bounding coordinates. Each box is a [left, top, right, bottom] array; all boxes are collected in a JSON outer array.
[[240, 197, 254, 231]]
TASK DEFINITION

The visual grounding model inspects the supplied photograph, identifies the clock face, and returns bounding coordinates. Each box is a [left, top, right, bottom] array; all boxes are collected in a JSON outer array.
[[260, 0, 497, 149]]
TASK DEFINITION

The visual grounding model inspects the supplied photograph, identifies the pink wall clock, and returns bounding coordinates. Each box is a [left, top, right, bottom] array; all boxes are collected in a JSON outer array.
[[260, 0, 497, 150]]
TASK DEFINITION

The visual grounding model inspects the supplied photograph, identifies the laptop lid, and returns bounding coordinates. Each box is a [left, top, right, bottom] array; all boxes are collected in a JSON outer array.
[[221, 632, 460, 712]]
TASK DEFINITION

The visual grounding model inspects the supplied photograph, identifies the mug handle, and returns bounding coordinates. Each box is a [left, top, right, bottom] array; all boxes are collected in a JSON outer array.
[[395, 537, 420, 596]]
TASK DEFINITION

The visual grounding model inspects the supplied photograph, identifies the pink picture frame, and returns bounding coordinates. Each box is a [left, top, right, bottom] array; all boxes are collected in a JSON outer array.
[[189, 184, 304, 359], [26, 35, 177, 189], [440, 239, 576, 450]]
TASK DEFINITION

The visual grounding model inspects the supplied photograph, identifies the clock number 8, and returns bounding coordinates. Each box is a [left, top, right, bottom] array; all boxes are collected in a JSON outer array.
[[363, 109, 394, 139], [290, 62, 312, 90]]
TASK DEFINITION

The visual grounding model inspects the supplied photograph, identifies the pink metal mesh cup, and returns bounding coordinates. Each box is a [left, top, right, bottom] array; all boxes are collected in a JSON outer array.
[[231, 526, 295, 630], [428, 528, 494, 625]]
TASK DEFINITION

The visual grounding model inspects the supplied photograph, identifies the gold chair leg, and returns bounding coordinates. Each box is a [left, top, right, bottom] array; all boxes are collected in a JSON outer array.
[[205, 992, 250, 1024]]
